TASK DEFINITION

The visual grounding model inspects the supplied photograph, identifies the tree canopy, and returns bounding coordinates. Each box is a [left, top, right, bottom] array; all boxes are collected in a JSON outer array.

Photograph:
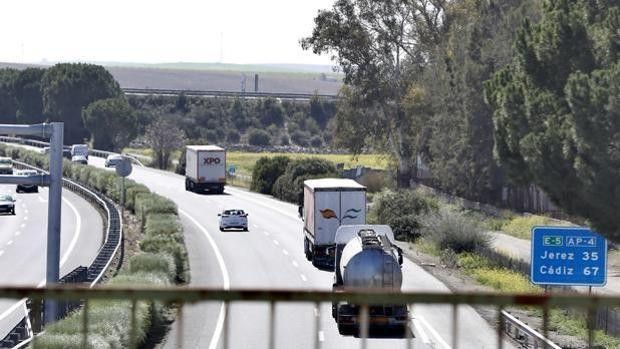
[[83, 97, 137, 151], [485, 0, 620, 242]]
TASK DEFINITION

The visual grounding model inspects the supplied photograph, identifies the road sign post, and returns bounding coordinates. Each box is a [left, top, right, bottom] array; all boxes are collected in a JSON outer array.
[[531, 227, 607, 287]]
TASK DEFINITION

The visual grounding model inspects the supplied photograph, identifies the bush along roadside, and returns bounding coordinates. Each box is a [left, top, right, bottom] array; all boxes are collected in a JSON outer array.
[[0, 144, 189, 348]]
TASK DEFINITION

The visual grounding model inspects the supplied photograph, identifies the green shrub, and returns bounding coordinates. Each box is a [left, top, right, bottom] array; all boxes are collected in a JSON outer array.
[[140, 235, 188, 283], [501, 214, 572, 239], [129, 253, 176, 282], [247, 128, 271, 146], [368, 189, 438, 241], [421, 206, 490, 253], [250, 156, 290, 194], [125, 183, 150, 212], [271, 158, 337, 203], [145, 213, 182, 239], [135, 193, 177, 222]]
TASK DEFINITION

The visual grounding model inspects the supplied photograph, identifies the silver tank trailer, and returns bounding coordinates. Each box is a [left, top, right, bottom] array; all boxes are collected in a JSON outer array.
[[339, 234, 402, 291]]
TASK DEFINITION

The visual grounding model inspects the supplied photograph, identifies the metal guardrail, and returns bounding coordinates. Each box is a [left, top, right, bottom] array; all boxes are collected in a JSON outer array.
[[122, 87, 340, 101], [0, 287, 618, 349], [0, 159, 123, 348]]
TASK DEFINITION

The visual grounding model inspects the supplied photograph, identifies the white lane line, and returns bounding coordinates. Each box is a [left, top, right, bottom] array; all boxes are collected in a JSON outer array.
[[0, 195, 82, 323], [6, 240, 13, 246], [14, 231, 20, 236], [419, 315, 452, 349], [300, 274, 308, 282], [273, 239, 279, 246], [412, 318, 431, 344], [253, 224, 258, 228], [23, 216, 28, 221], [60, 196, 82, 266], [24, 209, 28, 214], [0, 250, 4, 257], [318, 331, 325, 342], [282, 249, 289, 256], [264, 231, 270, 236], [20, 223, 25, 229], [292, 260, 299, 268], [179, 209, 230, 349]]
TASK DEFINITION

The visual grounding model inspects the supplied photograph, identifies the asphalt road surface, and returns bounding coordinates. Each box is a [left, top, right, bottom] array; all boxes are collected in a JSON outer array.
[[0, 184, 104, 340], [90, 156, 514, 349]]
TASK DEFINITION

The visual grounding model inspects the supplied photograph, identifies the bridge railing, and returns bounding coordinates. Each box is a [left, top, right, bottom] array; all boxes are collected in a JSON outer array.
[[2, 286, 617, 349]]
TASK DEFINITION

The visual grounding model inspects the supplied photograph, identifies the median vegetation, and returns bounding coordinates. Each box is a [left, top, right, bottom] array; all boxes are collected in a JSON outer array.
[[0, 144, 189, 348]]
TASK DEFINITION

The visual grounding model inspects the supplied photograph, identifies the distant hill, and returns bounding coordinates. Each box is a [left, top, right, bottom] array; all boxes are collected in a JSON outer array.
[[0, 61, 344, 95]]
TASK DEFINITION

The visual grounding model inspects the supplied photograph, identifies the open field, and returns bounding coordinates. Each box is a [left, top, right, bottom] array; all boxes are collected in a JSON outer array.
[[226, 152, 391, 177], [0, 62, 343, 95]]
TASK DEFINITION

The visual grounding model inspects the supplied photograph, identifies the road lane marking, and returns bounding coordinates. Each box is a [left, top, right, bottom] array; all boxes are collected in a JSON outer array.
[[20, 223, 25, 229], [300, 274, 308, 282], [282, 249, 289, 256], [0, 195, 82, 324], [264, 231, 270, 236], [419, 315, 451, 349], [60, 196, 82, 266], [24, 209, 28, 214], [6, 240, 13, 246], [292, 260, 299, 268], [179, 209, 230, 349], [253, 224, 258, 228], [0, 250, 4, 257], [318, 331, 325, 342], [412, 318, 431, 345], [23, 216, 28, 221], [273, 239, 279, 246], [14, 231, 20, 236]]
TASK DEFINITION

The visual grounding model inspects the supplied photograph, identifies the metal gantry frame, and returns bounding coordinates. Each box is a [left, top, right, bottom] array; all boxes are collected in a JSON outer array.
[[0, 122, 64, 324]]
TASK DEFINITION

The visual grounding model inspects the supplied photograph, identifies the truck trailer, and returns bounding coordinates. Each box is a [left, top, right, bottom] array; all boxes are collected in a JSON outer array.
[[332, 225, 407, 335], [185, 145, 226, 194], [300, 178, 366, 269]]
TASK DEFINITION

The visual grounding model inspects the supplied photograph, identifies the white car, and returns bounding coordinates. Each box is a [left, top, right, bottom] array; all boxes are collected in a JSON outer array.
[[0, 194, 16, 215], [105, 154, 123, 167], [218, 209, 248, 231]]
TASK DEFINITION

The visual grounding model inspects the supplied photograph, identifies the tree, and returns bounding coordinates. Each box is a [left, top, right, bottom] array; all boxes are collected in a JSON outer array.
[[145, 116, 185, 169], [41, 63, 122, 144], [485, 0, 620, 242], [251, 156, 291, 194], [83, 97, 137, 151], [0, 68, 19, 123], [301, 0, 448, 186], [247, 128, 271, 146], [14, 68, 46, 124]]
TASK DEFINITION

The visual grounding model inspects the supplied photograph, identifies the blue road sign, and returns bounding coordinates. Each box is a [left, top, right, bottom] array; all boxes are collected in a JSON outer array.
[[531, 226, 607, 286], [228, 164, 236, 176]]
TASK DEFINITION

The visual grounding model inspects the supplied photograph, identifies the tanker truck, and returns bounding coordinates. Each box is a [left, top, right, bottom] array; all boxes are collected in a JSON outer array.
[[331, 225, 407, 335]]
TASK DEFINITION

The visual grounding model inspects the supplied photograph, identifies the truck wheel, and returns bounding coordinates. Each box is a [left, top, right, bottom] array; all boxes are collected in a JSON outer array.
[[189, 181, 195, 192], [304, 238, 312, 261]]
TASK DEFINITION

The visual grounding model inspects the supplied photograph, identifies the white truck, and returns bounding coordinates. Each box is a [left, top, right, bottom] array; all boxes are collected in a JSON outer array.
[[70, 144, 89, 160], [185, 145, 226, 194], [332, 225, 407, 335], [300, 178, 366, 269]]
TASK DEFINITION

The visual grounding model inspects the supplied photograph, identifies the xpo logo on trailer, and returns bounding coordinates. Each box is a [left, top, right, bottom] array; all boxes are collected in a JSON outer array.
[[531, 226, 607, 286], [203, 157, 221, 165]]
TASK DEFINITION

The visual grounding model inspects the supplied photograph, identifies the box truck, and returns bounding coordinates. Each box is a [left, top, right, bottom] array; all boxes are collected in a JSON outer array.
[[300, 178, 366, 269], [185, 145, 226, 194]]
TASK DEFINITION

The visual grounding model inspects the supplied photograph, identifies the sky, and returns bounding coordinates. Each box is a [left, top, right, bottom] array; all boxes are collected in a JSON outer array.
[[0, 0, 336, 66]]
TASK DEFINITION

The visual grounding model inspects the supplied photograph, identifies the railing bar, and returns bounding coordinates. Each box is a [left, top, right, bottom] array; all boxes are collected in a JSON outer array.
[[496, 306, 504, 349], [224, 301, 230, 349], [587, 306, 595, 349], [313, 302, 321, 349], [269, 301, 275, 349], [452, 304, 458, 349], [405, 304, 413, 349], [176, 302, 184, 349], [542, 305, 549, 349], [130, 299, 138, 349], [82, 300, 89, 349], [360, 304, 369, 349]]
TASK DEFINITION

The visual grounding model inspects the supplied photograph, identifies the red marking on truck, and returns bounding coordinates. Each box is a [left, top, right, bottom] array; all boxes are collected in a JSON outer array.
[[320, 209, 338, 219]]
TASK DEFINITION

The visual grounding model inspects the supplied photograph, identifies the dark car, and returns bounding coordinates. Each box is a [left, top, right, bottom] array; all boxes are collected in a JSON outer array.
[[0, 194, 16, 215], [15, 169, 39, 193]]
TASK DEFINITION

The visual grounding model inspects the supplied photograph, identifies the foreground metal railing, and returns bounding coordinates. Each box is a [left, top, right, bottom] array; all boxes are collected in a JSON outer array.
[[1, 286, 618, 349]]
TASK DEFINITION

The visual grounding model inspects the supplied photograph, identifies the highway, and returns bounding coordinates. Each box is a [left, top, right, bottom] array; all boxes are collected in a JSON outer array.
[[90, 156, 515, 349], [0, 184, 103, 340]]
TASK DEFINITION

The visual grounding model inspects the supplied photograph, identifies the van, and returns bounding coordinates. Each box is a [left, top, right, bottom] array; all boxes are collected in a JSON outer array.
[[71, 144, 89, 160]]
